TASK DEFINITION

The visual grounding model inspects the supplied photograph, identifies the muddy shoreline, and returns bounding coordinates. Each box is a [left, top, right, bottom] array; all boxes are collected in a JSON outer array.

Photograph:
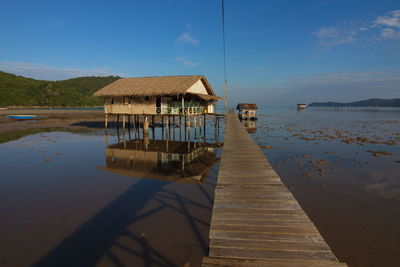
[[0, 109, 105, 131], [252, 110, 400, 267]]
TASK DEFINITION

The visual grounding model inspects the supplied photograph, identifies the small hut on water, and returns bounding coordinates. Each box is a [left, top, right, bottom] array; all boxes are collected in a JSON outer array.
[[237, 103, 258, 120], [94, 75, 222, 128], [297, 104, 307, 110]]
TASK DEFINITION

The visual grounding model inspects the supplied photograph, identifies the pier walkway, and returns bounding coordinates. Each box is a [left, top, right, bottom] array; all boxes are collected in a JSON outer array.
[[203, 114, 346, 267]]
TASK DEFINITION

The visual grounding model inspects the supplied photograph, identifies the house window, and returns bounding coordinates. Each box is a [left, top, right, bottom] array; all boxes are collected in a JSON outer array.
[[111, 98, 114, 104], [124, 97, 130, 105], [145, 96, 150, 101]]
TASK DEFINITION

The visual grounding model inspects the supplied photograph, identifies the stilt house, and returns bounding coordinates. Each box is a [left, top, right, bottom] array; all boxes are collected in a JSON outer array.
[[237, 103, 258, 120], [99, 139, 219, 183], [297, 104, 307, 110], [94, 75, 221, 116]]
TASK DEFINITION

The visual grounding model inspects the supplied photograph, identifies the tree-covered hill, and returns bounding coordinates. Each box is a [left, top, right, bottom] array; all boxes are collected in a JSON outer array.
[[0, 71, 120, 106], [309, 98, 400, 107]]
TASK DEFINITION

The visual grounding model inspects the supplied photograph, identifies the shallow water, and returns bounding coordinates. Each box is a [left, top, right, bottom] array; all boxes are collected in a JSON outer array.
[[0, 119, 224, 267], [250, 109, 400, 267]]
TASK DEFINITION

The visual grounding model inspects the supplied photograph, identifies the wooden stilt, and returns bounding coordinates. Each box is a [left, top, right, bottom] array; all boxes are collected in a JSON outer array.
[[184, 116, 187, 141], [133, 115, 137, 139], [173, 115, 176, 140], [179, 116, 182, 141], [152, 115, 155, 139], [161, 115, 164, 140], [203, 113, 206, 142], [105, 114, 108, 128]]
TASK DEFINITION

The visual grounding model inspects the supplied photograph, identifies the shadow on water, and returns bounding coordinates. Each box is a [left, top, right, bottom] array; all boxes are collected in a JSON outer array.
[[33, 123, 223, 267], [34, 181, 214, 267], [34, 179, 171, 267]]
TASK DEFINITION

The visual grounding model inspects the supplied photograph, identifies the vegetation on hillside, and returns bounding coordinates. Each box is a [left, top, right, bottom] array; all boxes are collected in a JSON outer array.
[[0, 71, 120, 106], [309, 98, 400, 107]]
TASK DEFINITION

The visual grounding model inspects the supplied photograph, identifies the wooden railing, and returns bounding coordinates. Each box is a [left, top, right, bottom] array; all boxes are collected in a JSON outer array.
[[156, 107, 205, 115]]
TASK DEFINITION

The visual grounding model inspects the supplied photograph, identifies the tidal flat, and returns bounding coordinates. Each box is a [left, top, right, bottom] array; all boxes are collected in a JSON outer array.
[[0, 110, 224, 267], [251, 108, 400, 267]]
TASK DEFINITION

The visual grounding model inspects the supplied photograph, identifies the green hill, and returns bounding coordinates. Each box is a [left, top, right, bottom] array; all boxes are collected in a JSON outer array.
[[0, 71, 120, 106], [309, 98, 400, 107]]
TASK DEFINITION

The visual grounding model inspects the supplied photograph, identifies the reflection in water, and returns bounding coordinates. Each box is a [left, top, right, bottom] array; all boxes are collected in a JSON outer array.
[[23, 119, 225, 267], [100, 139, 221, 184], [241, 120, 256, 133]]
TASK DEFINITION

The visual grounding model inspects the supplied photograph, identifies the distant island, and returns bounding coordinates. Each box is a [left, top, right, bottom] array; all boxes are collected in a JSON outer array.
[[309, 98, 400, 107], [0, 71, 120, 106]]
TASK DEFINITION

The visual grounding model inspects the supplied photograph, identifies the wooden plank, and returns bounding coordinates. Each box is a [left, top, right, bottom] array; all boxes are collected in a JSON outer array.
[[203, 257, 347, 267], [211, 219, 313, 227], [210, 224, 319, 234], [209, 247, 338, 261], [209, 231, 327, 243], [211, 213, 310, 221], [203, 113, 346, 266], [210, 238, 332, 252]]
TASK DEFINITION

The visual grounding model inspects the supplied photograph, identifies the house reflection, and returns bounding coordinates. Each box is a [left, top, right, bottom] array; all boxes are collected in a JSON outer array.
[[99, 139, 222, 184], [241, 120, 257, 133]]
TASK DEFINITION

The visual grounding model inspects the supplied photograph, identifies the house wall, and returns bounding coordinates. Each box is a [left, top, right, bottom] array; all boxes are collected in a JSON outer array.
[[207, 102, 215, 113], [104, 96, 157, 114], [187, 80, 208, 95], [239, 109, 257, 117]]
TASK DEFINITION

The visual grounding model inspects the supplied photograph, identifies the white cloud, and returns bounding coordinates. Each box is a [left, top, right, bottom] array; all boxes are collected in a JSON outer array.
[[0, 61, 124, 80], [381, 28, 400, 39], [374, 10, 400, 28], [315, 10, 400, 47], [313, 25, 358, 47], [175, 32, 199, 46], [174, 57, 198, 67]]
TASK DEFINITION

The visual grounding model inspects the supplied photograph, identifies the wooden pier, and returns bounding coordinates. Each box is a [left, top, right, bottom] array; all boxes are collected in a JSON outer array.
[[203, 113, 347, 266]]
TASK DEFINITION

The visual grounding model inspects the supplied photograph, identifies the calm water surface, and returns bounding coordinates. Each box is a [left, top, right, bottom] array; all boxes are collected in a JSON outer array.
[[0, 119, 224, 267], [250, 108, 400, 267]]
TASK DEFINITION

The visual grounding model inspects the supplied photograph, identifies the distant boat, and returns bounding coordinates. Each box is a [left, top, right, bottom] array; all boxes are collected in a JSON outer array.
[[0, 106, 7, 110], [8, 115, 37, 120]]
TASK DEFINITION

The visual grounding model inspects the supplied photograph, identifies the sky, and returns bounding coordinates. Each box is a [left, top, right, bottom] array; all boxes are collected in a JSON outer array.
[[1, 0, 399, 107]]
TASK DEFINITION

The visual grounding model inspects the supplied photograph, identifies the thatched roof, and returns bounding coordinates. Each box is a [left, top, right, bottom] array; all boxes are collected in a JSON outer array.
[[237, 103, 258, 110], [94, 75, 221, 100]]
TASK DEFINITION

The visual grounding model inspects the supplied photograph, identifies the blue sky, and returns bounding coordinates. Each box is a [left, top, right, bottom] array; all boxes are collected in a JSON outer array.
[[1, 0, 399, 106]]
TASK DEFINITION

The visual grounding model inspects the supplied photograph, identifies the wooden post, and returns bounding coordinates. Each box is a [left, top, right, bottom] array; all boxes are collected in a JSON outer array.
[[161, 115, 164, 140], [199, 115, 202, 135], [184, 116, 187, 141], [152, 115, 155, 140], [136, 115, 140, 139], [173, 115, 176, 140], [105, 114, 108, 129], [179, 115, 182, 141], [116, 114, 120, 129], [203, 113, 206, 142], [132, 115, 137, 139], [187, 117, 191, 142], [122, 114, 126, 129], [143, 116, 149, 145]]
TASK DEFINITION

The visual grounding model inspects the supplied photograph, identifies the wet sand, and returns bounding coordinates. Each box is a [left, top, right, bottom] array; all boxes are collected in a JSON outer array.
[[0, 109, 105, 136], [0, 113, 223, 267], [251, 109, 400, 267]]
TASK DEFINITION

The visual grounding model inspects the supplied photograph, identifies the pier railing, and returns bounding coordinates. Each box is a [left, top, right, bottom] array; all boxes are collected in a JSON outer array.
[[156, 107, 205, 115]]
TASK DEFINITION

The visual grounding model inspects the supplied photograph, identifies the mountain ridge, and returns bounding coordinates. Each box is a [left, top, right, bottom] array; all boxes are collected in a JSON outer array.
[[0, 71, 120, 106], [309, 98, 400, 107]]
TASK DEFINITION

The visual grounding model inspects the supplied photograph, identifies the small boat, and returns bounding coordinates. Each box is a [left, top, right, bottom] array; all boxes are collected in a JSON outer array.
[[8, 115, 38, 121], [0, 106, 8, 110]]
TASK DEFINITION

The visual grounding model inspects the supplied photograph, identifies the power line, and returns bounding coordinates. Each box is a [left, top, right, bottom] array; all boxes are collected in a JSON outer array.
[[221, 0, 227, 82], [221, 0, 229, 112]]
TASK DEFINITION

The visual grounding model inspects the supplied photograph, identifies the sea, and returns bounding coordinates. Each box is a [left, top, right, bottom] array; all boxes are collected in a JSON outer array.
[[0, 108, 399, 267]]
